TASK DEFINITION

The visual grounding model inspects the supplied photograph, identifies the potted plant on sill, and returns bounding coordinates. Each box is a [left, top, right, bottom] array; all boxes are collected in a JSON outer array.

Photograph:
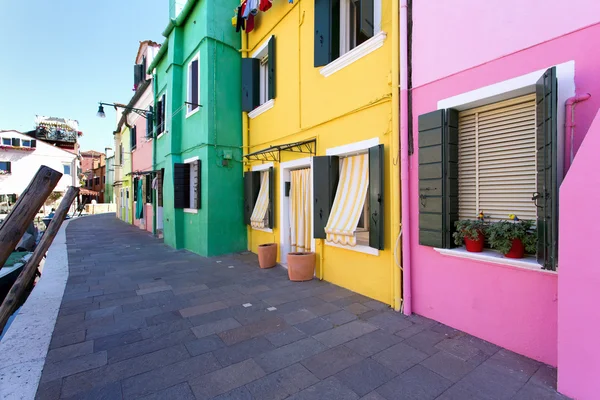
[[487, 217, 537, 259], [287, 251, 316, 282], [453, 219, 487, 252], [257, 243, 277, 269]]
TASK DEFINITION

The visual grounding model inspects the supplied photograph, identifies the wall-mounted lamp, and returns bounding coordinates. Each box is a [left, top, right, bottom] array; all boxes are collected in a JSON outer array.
[[96, 102, 153, 119]]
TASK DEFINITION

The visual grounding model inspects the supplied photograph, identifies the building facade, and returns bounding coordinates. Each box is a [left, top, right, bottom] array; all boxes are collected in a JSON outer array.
[[404, 1, 600, 397], [81, 150, 106, 203], [241, 0, 401, 306], [105, 154, 114, 204], [148, 0, 246, 256], [115, 124, 133, 223]]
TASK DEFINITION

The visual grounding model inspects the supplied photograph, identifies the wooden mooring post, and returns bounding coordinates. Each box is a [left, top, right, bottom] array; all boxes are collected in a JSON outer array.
[[0, 186, 79, 333], [0, 166, 62, 271]]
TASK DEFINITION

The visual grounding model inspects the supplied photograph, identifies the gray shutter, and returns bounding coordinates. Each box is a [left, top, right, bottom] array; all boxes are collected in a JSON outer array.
[[268, 36, 276, 100], [314, 0, 332, 67], [268, 167, 274, 229], [191, 59, 199, 109], [369, 144, 384, 250], [418, 109, 458, 248], [360, 0, 374, 38], [156, 99, 162, 134], [192, 160, 201, 209], [313, 155, 339, 239], [535, 67, 558, 270], [133, 178, 138, 202], [242, 58, 260, 112], [31, 139, 36, 148], [174, 163, 190, 209], [146, 106, 154, 138], [134, 64, 143, 87], [157, 168, 164, 207], [244, 171, 261, 225]]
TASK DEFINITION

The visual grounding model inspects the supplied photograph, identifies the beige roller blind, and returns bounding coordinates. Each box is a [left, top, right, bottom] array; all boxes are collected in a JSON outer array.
[[458, 94, 537, 222]]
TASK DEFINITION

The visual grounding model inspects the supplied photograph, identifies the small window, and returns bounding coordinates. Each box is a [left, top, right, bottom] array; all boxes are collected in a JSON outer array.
[[63, 165, 71, 175], [0, 161, 11, 174], [22, 140, 31, 147], [12, 138, 20, 147], [241, 36, 276, 113], [103, 176, 106, 184], [174, 160, 201, 210], [2, 138, 10, 146], [355, 186, 370, 246], [130, 126, 137, 151], [156, 94, 167, 135], [187, 56, 200, 115], [259, 56, 269, 106], [95, 177, 100, 185]]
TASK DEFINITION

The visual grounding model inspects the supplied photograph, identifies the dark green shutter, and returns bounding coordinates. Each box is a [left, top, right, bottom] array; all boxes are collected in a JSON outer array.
[[418, 109, 458, 248], [360, 0, 374, 38], [244, 171, 261, 225], [191, 59, 199, 110], [313, 155, 339, 239], [193, 160, 201, 209], [160, 94, 166, 133], [535, 67, 558, 270], [11, 138, 19, 147], [145, 175, 152, 204], [268, 36, 276, 100], [133, 178, 138, 202], [134, 64, 143, 87], [268, 167, 274, 229], [146, 106, 154, 138], [369, 144, 384, 250], [314, 0, 332, 67], [31, 139, 36, 148], [156, 98, 162, 134], [130, 126, 136, 150], [174, 163, 190, 209], [157, 168, 164, 207], [242, 58, 260, 112]]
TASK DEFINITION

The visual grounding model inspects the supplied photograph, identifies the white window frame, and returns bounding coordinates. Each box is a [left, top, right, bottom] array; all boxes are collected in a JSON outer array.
[[249, 40, 275, 119], [186, 53, 200, 118], [183, 156, 199, 214], [435, 60, 575, 271], [320, 0, 385, 78], [325, 137, 380, 256], [259, 55, 269, 106], [251, 162, 274, 233]]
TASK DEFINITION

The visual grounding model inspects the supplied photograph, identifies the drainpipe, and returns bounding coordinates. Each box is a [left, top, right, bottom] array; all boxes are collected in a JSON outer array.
[[242, 29, 251, 252], [390, 0, 402, 312], [564, 93, 591, 176], [399, 0, 412, 315]]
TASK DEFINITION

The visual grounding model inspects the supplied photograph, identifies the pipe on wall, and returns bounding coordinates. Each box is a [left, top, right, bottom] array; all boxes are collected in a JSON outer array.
[[399, 0, 412, 315], [564, 93, 591, 176]]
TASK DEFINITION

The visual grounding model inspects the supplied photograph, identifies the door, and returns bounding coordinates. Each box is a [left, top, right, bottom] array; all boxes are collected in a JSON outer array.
[[282, 167, 312, 264]]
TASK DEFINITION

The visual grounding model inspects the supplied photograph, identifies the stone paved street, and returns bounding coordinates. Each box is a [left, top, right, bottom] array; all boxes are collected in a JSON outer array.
[[35, 214, 568, 399]]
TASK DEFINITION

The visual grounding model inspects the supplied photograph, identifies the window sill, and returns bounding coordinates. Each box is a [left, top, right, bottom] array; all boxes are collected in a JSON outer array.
[[156, 132, 165, 140], [433, 247, 557, 275], [248, 99, 275, 119], [186, 107, 200, 119], [326, 241, 379, 256], [320, 31, 387, 78], [252, 227, 273, 233], [183, 208, 198, 214]]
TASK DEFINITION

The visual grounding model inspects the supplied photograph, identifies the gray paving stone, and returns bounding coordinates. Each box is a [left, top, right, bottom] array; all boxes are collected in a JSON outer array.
[[344, 303, 371, 315], [85, 317, 148, 340], [218, 317, 287, 345], [344, 329, 402, 357], [284, 309, 318, 325], [295, 317, 334, 336], [254, 337, 327, 373], [313, 320, 378, 347], [93, 330, 144, 352], [394, 323, 428, 339], [435, 337, 484, 361], [41, 351, 107, 383], [530, 364, 559, 390], [403, 329, 447, 355], [335, 358, 397, 396], [61, 381, 122, 400], [367, 312, 413, 333], [214, 336, 275, 366], [46, 340, 94, 364], [179, 300, 228, 318], [288, 377, 359, 400], [305, 301, 340, 317], [190, 359, 266, 399], [212, 386, 254, 400], [49, 330, 86, 350], [373, 343, 429, 375], [360, 392, 387, 400], [512, 382, 569, 400], [136, 382, 196, 400], [185, 334, 226, 356], [376, 364, 452, 400], [246, 363, 319, 400], [456, 333, 501, 356], [191, 317, 241, 338], [85, 305, 121, 320], [324, 310, 358, 325], [363, 300, 389, 311], [485, 348, 542, 381], [34, 379, 62, 400], [265, 326, 308, 347], [420, 350, 487, 382], [441, 363, 527, 400], [107, 328, 196, 363], [301, 345, 363, 379], [140, 318, 193, 339]]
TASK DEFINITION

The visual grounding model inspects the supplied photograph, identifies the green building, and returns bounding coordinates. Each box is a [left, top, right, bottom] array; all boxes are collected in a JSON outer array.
[[148, 0, 246, 256]]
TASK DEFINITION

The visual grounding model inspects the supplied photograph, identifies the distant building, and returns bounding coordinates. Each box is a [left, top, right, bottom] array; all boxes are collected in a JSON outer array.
[[105, 154, 115, 204], [80, 150, 106, 203]]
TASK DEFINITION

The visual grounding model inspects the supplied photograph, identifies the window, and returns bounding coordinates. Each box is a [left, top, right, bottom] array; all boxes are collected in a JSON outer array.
[[63, 164, 71, 175], [22, 140, 31, 147], [0, 161, 11, 174], [174, 160, 201, 210], [314, 0, 378, 67], [94, 177, 100, 186], [145, 174, 152, 204], [242, 36, 276, 114], [130, 126, 137, 151], [244, 167, 274, 229], [12, 138, 20, 147], [156, 94, 166, 135], [103, 176, 106, 184], [186, 56, 200, 116], [355, 187, 370, 246], [458, 95, 537, 222], [2, 138, 10, 146], [146, 105, 154, 138], [119, 144, 124, 165]]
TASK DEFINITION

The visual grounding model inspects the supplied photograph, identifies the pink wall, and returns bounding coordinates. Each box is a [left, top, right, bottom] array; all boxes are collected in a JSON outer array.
[[412, 0, 600, 87], [131, 96, 154, 233], [558, 110, 600, 399], [409, 21, 600, 366]]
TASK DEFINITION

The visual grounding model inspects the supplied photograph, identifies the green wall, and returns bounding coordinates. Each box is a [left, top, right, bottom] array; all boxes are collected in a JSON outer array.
[[153, 0, 246, 256]]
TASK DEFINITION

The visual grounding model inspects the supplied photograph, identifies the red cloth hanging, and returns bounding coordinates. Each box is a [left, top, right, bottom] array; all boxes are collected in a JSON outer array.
[[259, 0, 272, 12]]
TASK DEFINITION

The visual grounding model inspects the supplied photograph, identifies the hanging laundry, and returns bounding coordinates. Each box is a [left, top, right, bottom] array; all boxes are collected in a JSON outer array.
[[246, 14, 255, 33], [289, 0, 293, 3], [236, 4, 245, 32], [248, 0, 259, 15], [242, 0, 251, 18], [259, 0, 272, 12]]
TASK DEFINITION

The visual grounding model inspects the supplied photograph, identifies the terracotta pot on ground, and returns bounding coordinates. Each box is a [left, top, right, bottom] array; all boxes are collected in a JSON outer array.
[[287, 252, 316, 281], [504, 238, 525, 259], [464, 230, 484, 252], [257, 243, 277, 269]]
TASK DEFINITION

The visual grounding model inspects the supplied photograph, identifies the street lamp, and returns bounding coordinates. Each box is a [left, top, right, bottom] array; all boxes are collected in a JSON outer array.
[[97, 104, 106, 118], [96, 102, 153, 120]]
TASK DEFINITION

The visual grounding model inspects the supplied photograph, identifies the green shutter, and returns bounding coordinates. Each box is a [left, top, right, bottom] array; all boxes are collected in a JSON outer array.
[[31, 139, 36, 148], [133, 178, 138, 202], [134, 64, 143, 87], [268, 167, 274, 229], [314, 0, 332, 67], [535, 67, 558, 270], [244, 171, 261, 225], [11, 138, 19, 147], [157, 168, 164, 207], [145, 175, 152, 204], [242, 58, 260, 112], [369, 144, 384, 250], [268, 36, 276, 100], [360, 0, 374, 38], [418, 109, 458, 248], [174, 163, 190, 209], [146, 106, 154, 138], [313, 156, 340, 239]]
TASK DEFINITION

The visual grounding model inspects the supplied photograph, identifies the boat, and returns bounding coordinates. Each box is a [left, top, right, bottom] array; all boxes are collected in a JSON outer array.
[[0, 252, 31, 302]]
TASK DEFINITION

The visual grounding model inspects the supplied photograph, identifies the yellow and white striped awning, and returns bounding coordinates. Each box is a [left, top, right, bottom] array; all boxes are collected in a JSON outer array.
[[250, 171, 269, 228], [325, 153, 369, 246]]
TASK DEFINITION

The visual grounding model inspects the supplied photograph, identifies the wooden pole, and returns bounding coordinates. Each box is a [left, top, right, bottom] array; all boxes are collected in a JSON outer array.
[[0, 186, 79, 334], [0, 166, 62, 271]]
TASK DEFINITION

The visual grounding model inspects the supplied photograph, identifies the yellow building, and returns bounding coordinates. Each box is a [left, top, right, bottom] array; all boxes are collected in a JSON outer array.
[[242, 0, 401, 308], [114, 124, 133, 224]]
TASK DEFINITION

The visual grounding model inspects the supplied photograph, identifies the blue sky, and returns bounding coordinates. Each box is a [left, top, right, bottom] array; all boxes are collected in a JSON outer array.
[[0, 0, 165, 152]]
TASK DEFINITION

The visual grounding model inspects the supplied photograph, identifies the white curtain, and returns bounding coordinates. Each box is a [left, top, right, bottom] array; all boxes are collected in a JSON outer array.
[[250, 171, 269, 228], [290, 168, 311, 252]]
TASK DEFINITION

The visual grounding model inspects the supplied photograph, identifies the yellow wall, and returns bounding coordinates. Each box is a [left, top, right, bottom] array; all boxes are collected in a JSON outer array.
[[245, 0, 399, 306]]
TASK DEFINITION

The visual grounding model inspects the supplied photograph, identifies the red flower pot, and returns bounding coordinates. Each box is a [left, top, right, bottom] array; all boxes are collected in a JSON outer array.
[[504, 238, 525, 259], [463, 230, 484, 252]]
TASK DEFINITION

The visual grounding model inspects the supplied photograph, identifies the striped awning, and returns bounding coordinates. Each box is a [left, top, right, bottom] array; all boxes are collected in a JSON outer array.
[[325, 153, 369, 246], [250, 171, 269, 228]]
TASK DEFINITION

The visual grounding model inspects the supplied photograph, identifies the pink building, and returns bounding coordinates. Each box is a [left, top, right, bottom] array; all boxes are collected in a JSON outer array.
[[402, 2, 600, 398], [129, 41, 160, 234]]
